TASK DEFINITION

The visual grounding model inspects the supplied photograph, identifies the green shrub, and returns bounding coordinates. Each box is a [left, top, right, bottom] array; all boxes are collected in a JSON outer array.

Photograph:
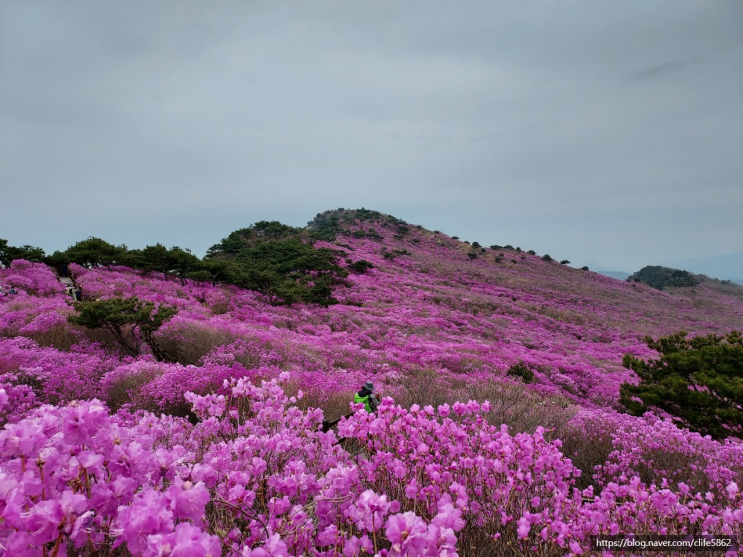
[[348, 260, 374, 274], [506, 362, 534, 383], [628, 266, 701, 290], [620, 331, 743, 440], [507, 361, 535, 383]]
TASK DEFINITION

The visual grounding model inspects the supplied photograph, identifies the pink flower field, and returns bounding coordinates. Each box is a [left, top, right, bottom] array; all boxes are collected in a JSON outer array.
[[1, 214, 743, 556]]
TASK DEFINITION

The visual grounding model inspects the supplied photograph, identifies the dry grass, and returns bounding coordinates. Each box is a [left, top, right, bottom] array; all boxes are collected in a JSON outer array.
[[25, 323, 79, 351], [155, 322, 236, 365], [468, 381, 578, 439], [285, 382, 356, 422], [393, 367, 453, 410], [392, 368, 578, 440], [106, 367, 162, 413], [559, 422, 616, 491], [78, 326, 133, 357], [208, 289, 233, 315]]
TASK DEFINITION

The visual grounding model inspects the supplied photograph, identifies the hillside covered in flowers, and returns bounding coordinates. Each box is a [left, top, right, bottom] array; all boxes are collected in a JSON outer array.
[[1, 208, 743, 556]]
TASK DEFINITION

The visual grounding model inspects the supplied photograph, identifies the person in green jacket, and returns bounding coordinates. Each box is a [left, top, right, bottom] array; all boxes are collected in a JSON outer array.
[[353, 381, 380, 413]]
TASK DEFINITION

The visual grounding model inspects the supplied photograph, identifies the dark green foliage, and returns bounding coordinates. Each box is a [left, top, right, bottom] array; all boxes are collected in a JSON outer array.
[[581, 266, 589, 271], [306, 208, 392, 241], [383, 249, 410, 260], [628, 266, 701, 290], [507, 362, 535, 384], [43, 219, 347, 306], [467, 252, 478, 260], [206, 221, 349, 306], [504, 245, 514, 250], [471, 242, 481, 248], [542, 254, 553, 262], [494, 257, 502, 263], [515, 247, 522, 253], [0, 239, 45, 267], [69, 297, 177, 362], [490, 245, 501, 250], [353, 230, 367, 238], [186, 269, 216, 285], [61, 237, 126, 268], [206, 221, 301, 257], [308, 212, 342, 240], [452, 236, 459, 240], [347, 260, 374, 274], [44, 250, 72, 275], [527, 250, 536, 255], [125, 244, 201, 285], [560, 260, 570, 265], [229, 238, 348, 306], [620, 331, 743, 440]]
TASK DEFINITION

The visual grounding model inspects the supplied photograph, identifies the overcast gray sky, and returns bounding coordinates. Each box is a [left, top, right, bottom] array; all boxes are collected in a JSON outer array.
[[1, 0, 742, 272]]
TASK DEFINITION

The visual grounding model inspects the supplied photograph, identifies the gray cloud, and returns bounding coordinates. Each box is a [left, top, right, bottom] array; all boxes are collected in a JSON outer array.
[[1, 0, 741, 273]]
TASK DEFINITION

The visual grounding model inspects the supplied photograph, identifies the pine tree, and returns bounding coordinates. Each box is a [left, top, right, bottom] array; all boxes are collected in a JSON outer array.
[[620, 331, 743, 440]]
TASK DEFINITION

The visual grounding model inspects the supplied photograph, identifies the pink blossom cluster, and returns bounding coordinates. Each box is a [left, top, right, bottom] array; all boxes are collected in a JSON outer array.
[[571, 409, 743, 496], [0, 260, 64, 298], [1, 378, 743, 556]]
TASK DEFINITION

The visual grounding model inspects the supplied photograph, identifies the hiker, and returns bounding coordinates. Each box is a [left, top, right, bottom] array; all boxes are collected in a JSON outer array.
[[354, 381, 380, 413], [321, 382, 382, 434], [74, 287, 82, 301]]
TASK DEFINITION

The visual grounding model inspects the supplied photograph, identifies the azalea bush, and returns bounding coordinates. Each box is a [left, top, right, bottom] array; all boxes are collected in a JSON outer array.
[[2, 377, 743, 556]]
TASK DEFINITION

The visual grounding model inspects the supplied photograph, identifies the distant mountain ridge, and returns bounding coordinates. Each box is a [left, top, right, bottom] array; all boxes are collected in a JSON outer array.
[[626, 264, 743, 304], [666, 252, 743, 283], [596, 271, 631, 281]]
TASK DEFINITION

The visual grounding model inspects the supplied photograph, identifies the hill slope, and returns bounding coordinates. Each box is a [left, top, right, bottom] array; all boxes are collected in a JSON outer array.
[[2, 208, 743, 555], [3, 208, 741, 410]]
